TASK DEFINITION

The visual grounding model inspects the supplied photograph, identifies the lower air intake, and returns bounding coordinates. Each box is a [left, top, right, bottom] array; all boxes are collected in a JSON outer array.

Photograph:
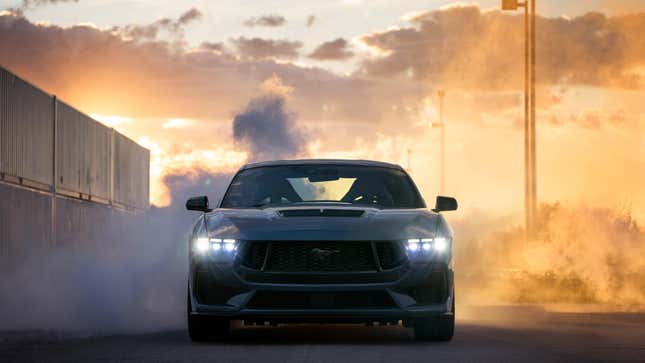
[[247, 291, 396, 309]]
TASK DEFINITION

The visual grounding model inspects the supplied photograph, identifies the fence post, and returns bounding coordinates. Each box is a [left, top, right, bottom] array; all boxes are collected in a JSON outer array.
[[51, 96, 57, 247]]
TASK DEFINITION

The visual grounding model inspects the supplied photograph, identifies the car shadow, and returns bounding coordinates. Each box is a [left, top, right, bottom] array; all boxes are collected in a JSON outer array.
[[186, 324, 441, 346]]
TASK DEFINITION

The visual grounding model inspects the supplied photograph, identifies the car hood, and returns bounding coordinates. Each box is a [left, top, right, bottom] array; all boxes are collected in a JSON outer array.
[[204, 206, 440, 241]]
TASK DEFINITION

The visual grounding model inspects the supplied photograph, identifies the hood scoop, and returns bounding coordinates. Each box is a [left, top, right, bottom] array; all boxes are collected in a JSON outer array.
[[278, 209, 365, 218]]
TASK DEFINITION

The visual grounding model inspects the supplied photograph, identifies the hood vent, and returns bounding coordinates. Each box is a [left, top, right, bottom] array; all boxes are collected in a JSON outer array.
[[278, 209, 365, 218]]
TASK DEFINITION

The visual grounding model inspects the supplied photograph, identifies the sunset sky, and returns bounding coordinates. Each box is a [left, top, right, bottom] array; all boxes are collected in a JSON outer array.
[[0, 0, 643, 222]]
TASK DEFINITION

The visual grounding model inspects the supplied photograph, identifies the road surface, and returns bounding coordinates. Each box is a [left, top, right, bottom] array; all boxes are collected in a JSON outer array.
[[1, 306, 643, 362]]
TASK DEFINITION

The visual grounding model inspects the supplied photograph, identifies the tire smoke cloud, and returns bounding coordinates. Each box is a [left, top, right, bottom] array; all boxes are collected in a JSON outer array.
[[0, 90, 305, 334]]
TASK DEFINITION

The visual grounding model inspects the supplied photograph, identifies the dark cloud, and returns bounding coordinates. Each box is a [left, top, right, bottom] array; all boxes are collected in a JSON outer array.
[[116, 7, 202, 41], [243, 14, 287, 27], [359, 5, 645, 89], [231, 37, 302, 60], [4, 0, 78, 15], [21, 0, 78, 9], [306, 15, 316, 27], [177, 8, 202, 25], [233, 95, 304, 162], [309, 38, 354, 60], [199, 41, 226, 52]]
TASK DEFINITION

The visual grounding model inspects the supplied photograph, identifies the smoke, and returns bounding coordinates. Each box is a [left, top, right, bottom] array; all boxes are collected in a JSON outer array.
[[233, 95, 304, 162], [162, 169, 233, 211], [0, 79, 306, 335], [456, 203, 645, 308]]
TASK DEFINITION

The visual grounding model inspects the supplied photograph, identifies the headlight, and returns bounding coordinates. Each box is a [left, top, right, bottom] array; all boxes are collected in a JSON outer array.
[[195, 237, 210, 253], [193, 237, 238, 255], [406, 237, 450, 254]]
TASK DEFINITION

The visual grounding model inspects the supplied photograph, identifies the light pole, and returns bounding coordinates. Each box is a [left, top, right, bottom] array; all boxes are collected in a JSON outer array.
[[437, 90, 446, 195], [529, 0, 537, 237], [502, 0, 536, 238]]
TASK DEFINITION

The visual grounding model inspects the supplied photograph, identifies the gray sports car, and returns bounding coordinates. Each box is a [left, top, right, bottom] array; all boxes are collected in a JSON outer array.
[[185, 159, 458, 341]]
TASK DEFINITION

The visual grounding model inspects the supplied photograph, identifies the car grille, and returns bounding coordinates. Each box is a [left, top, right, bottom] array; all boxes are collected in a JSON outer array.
[[240, 241, 406, 272]]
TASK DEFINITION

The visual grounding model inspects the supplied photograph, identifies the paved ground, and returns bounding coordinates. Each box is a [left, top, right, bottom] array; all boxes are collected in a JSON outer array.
[[1, 306, 644, 362]]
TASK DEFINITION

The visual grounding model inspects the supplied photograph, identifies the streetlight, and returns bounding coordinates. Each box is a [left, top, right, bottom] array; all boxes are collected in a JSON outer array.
[[502, 0, 536, 239]]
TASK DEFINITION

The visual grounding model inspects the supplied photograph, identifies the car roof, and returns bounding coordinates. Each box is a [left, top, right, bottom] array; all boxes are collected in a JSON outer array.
[[240, 159, 404, 171]]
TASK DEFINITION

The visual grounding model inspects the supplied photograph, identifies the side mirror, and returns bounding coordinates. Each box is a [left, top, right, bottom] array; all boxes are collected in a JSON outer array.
[[186, 196, 212, 212], [433, 196, 458, 212]]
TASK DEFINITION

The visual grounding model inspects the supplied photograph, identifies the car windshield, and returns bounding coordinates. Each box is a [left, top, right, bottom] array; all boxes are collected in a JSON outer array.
[[220, 164, 424, 209]]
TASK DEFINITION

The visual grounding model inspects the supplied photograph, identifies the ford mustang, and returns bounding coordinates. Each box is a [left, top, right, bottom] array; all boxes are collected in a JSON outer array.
[[185, 159, 458, 341]]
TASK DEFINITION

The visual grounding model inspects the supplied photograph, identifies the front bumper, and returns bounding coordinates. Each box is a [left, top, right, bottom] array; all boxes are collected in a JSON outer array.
[[188, 259, 454, 323]]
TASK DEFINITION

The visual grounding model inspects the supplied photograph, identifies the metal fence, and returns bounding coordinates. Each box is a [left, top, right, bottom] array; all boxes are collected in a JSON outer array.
[[56, 100, 112, 202], [0, 66, 150, 269], [0, 65, 149, 210], [0, 67, 54, 189]]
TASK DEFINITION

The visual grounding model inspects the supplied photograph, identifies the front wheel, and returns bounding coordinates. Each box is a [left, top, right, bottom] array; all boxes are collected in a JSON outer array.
[[187, 288, 231, 341]]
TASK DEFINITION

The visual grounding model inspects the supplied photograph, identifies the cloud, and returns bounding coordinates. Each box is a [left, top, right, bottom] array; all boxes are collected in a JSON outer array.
[[0, 14, 314, 120], [306, 15, 316, 27], [309, 38, 354, 60], [231, 37, 302, 60], [20, 0, 77, 9], [2, 9, 642, 135], [162, 118, 193, 129], [199, 41, 226, 53], [359, 5, 645, 89], [243, 14, 287, 27], [115, 7, 202, 41], [177, 8, 202, 25], [4, 0, 78, 15]]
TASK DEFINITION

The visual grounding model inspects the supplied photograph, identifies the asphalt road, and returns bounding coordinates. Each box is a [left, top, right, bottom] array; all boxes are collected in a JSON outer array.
[[1, 306, 644, 363]]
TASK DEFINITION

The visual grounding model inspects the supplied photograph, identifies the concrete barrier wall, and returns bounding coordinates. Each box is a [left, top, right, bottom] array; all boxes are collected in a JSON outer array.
[[0, 183, 52, 269]]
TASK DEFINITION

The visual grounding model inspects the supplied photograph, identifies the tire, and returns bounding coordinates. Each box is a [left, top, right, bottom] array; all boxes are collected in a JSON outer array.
[[414, 297, 455, 341], [187, 288, 231, 342]]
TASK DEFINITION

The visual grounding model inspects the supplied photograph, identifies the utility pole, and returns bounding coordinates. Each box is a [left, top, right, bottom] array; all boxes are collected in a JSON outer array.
[[529, 0, 537, 237], [502, 0, 537, 239], [437, 90, 445, 195]]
